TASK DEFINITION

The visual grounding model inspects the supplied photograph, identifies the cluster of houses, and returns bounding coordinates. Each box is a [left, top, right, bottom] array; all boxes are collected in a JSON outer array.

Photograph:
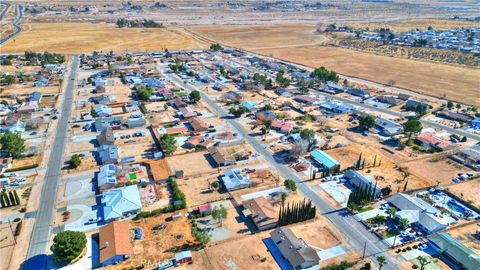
[[360, 27, 480, 54]]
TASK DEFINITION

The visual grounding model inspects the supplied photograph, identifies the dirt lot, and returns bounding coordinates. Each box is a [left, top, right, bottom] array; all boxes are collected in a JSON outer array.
[[111, 211, 199, 269], [446, 179, 480, 209], [2, 23, 207, 53], [290, 220, 341, 250], [204, 231, 278, 270], [0, 222, 17, 269], [444, 222, 480, 254], [326, 145, 430, 191]]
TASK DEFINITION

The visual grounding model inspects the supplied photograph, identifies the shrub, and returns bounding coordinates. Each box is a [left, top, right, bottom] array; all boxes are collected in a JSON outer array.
[[412, 264, 418, 269], [407, 246, 412, 251], [402, 248, 407, 252], [14, 220, 23, 236], [396, 249, 401, 253], [19, 207, 27, 212], [413, 245, 418, 249], [13, 217, 21, 222]]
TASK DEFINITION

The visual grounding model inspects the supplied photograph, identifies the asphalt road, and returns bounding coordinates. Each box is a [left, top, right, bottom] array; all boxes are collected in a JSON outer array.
[[24, 56, 79, 269], [310, 89, 480, 142], [0, 4, 23, 45], [164, 72, 400, 269]]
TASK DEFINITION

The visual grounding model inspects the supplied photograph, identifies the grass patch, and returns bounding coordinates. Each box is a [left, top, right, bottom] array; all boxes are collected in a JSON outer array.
[[359, 206, 374, 213]]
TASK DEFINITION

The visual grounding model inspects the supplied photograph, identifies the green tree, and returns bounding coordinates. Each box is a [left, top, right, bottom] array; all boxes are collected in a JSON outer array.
[[210, 43, 223, 51], [398, 217, 410, 230], [211, 205, 228, 227], [386, 207, 397, 218], [8, 191, 16, 205], [281, 192, 288, 207], [310, 66, 339, 83], [447, 101, 454, 110], [284, 179, 297, 192], [377, 255, 387, 270], [2, 74, 16, 85], [13, 190, 20, 206], [159, 134, 177, 155], [300, 128, 317, 151], [229, 106, 247, 118], [192, 226, 210, 245], [189, 90, 201, 103], [403, 117, 423, 140], [50, 231, 87, 263], [69, 154, 81, 169], [211, 181, 220, 189], [358, 115, 375, 130], [90, 107, 98, 118], [0, 131, 25, 158], [136, 86, 153, 100]]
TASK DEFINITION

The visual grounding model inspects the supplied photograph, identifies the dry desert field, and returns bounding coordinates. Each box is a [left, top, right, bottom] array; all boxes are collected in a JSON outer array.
[[1, 23, 207, 53], [190, 24, 480, 106]]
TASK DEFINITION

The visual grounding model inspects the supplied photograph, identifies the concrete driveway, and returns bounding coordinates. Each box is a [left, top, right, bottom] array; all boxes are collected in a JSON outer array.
[[65, 197, 101, 232]]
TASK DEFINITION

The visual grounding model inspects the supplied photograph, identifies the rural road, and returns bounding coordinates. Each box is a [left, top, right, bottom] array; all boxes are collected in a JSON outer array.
[[0, 3, 23, 45], [163, 70, 399, 270], [24, 56, 79, 270]]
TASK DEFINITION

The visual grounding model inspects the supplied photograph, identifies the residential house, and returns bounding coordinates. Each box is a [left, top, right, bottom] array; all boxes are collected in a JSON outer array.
[[189, 117, 210, 132], [310, 149, 340, 172], [452, 145, 480, 171], [346, 88, 370, 99], [270, 227, 320, 270], [470, 117, 480, 130], [16, 101, 38, 114], [209, 147, 236, 167], [271, 119, 293, 134], [95, 104, 113, 117], [212, 83, 228, 91], [376, 95, 400, 106], [275, 88, 291, 96], [102, 185, 142, 221], [97, 144, 119, 165], [344, 170, 381, 198], [325, 81, 345, 94], [127, 117, 146, 128], [241, 100, 257, 112], [221, 168, 251, 191], [178, 107, 197, 119], [294, 95, 319, 105], [184, 136, 214, 149], [95, 85, 107, 93], [406, 99, 428, 110], [94, 116, 123, 132], [96, 127, 115, 146], [92, 95, 116, 104], [99, 221, 134, 266], [33, 78, 48, 87], [416, 132, 454, 151], [319, 101, 353, 114], [197, 203, 213, 215], [387, 193, 454, 234], [29, 91, 42, 102], [171, 99, 187, 109], [428, 232, 480, 270], [256, 110, 277, 122], [436, 110, 473, 123], [243, 196, 278, 230], [375, 117, 403, 136], [98, 164, 117, 190]]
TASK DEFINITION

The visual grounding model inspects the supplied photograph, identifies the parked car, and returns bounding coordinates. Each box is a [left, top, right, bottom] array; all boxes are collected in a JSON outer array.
[[4, 172, 18, 177], [15, 177, 26, 182], [85, 217, 101, 225]]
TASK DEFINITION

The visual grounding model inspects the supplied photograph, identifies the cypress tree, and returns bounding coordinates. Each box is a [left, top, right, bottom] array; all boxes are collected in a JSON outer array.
[[373, 155, 377, 167], [0, 193, 5, 208], [403, 179, 409, 192], [362, 158, 366, 169], [13, 190, 20, 206], [366, 183, 372, 203], [9, 191, 16, 206], [3, 191, 11, 207], [356, 153, 363, 169], [372, 181, 378, 200]]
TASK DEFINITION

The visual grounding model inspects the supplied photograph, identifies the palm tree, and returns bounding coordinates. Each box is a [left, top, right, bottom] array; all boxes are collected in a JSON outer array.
[[377, 255, 387, 270]]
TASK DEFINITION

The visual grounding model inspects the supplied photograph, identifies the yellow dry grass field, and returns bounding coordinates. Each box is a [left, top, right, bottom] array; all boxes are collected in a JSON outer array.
[[253, 46, 480, 105], [1, 23, 207, 54], [190, 24, 327, 50], [191, 24, 480, 106]]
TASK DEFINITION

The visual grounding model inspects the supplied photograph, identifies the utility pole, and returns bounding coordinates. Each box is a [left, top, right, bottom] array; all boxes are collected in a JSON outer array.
[[362, 241, 367, 259], [8, 219, 17, 244]]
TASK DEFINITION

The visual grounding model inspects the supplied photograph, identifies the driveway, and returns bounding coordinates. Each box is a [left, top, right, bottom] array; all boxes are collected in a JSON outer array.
[[65, 178, 95, 201], [65, 197, 101, 232]]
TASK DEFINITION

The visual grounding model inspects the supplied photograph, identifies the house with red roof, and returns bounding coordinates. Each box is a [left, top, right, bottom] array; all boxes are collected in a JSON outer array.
[[416, 132, 454, 151], [99, 221, 134, 266]]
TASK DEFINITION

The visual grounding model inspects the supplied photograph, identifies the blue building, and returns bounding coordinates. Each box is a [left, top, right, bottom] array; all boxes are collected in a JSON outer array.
[[470, 117, 480, 130], [101, 185, 142, 221], [310, 149, 340, 172]]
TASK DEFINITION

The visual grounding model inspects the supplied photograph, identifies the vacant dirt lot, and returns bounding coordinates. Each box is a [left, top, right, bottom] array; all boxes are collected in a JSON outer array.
[[446, 179, 480, 209], [2, 23, 207, 53], [445, 222, 480, 254], [345, 19, 480, 32]]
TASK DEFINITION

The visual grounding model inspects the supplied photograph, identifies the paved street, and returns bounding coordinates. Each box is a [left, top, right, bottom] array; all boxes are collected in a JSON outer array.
[[164, 72, 400, 269], [24, 56, 79, 269]]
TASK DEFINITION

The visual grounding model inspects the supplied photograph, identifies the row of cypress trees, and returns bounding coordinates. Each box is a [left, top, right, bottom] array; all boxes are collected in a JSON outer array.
[[278, 199, 316, 226], [0, 189, 20, 208], [347, 181, 378, 211]]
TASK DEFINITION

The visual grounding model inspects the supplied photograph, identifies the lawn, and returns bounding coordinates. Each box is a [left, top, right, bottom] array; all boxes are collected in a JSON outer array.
[[358, 206, 374, 213]]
